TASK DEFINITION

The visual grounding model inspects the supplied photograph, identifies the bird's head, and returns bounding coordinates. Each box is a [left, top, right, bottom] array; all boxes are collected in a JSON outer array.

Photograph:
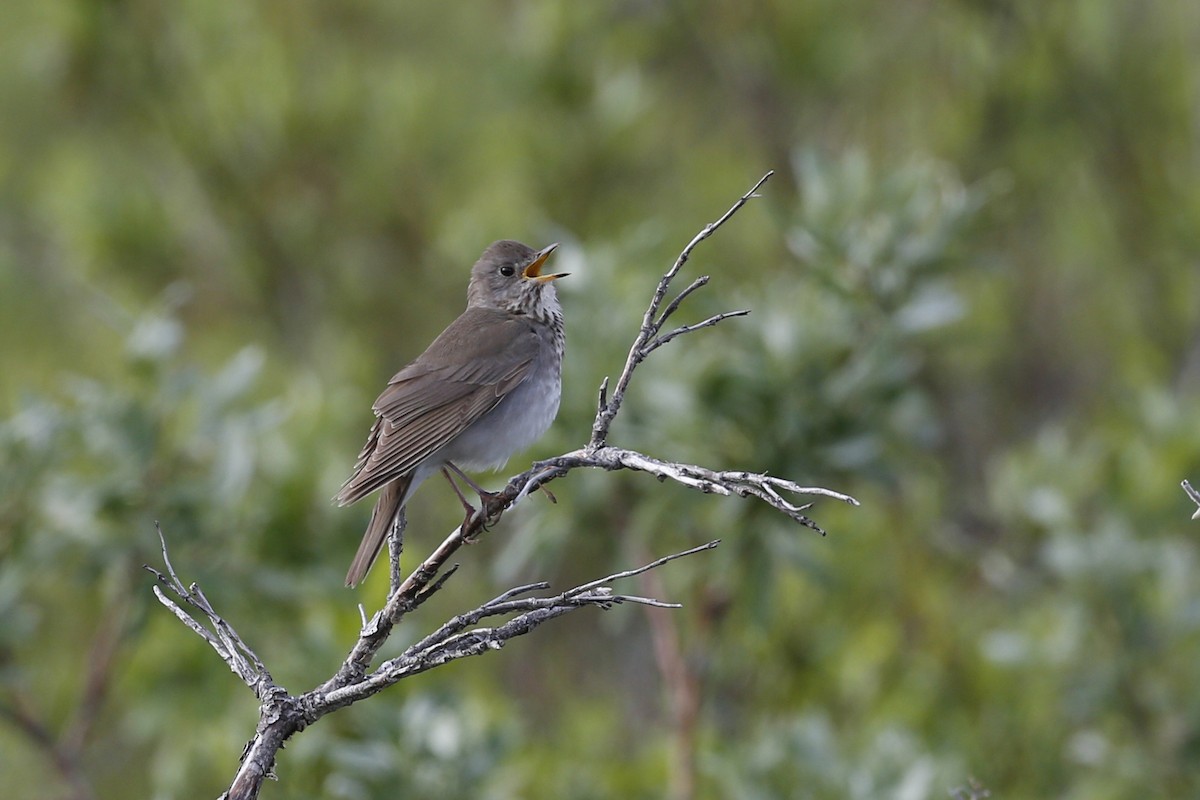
[[468, 240, 567, 318]]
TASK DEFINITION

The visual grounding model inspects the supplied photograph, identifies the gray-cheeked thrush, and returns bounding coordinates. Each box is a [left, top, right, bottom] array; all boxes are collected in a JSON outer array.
[[337, 240, 567, 586]]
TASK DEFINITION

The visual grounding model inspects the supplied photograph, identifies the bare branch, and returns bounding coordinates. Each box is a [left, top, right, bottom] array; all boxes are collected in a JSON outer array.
[[493, 448, 857, 537], [594, 375, 609, 419], [565, 541, 720, 597], [1183, 479, 1200, 520], [145, 525, 269, 691], [314, 541, 713, 708], [590, 171, 775, 449], [411, 563, 460, 609], [654, 275, 711, 332], [490, 582, 553, 603], [647, 309, 752, 354], [387, 508, 407, 595], [655, 171, 775, 321]]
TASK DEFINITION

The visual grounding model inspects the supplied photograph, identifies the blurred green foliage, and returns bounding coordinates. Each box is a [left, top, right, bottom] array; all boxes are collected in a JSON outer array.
[[1, 1, 1199, 798]]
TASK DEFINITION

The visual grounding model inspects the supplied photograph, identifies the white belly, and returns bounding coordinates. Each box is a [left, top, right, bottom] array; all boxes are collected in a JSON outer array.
[[435, 368, 561, 472]]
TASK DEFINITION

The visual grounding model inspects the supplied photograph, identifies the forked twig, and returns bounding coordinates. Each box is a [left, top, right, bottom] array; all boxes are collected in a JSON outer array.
[[590, 170, 774, 449]]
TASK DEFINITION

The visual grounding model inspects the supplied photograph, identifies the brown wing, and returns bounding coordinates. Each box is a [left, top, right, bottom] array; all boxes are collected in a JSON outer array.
[[336, 308, 540, 505]]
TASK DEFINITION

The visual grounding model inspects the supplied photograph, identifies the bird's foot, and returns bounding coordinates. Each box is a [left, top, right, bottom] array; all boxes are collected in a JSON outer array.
[[443, 464, 506, 541], [462, 491, 504, 543]]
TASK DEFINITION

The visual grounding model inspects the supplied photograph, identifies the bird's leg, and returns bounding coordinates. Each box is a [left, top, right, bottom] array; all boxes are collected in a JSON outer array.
[[441, 466, 478, 515], [441, 464, 499, 540], [444, 461, 498, 502]]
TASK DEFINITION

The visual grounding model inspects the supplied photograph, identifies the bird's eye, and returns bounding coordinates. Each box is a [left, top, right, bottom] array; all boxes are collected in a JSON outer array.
[[499, 265, 516, 277]]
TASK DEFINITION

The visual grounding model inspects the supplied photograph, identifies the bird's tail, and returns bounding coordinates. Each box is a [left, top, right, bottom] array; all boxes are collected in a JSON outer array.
[[345, 474, 413, 587]]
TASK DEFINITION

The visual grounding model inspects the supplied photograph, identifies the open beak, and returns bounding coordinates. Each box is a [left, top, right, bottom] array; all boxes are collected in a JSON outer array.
[[523, 243, 568, 283]]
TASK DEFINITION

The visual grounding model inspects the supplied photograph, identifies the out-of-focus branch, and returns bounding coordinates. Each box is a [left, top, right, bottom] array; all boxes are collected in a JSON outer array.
[[0, 583, 135, 800], [0, 691, 97, 800], [639, 552, 703, 800]]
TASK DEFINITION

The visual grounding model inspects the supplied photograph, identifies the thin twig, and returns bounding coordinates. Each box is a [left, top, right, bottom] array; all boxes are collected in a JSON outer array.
[[411, 563, 460, 610], [145, 525, 269, 689], [314, 541, 714, 709], [566, 541, 720, 598], [490, 582, 553, 603], [647, 309, 752, 353], [595, 376, 610, 419], [654, 275, 711, 332], [590, 171, 774, 449]]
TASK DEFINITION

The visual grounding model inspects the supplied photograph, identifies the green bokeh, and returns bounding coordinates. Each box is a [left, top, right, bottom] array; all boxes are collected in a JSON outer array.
[[2, 2, 1198, 798]]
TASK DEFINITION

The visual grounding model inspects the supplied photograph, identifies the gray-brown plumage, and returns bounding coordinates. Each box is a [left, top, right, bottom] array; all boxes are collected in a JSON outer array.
[[337, 240, 567, 586]]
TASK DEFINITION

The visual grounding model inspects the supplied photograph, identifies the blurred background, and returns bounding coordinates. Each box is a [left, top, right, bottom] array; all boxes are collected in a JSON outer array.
[[2, 1, 1199, 798]]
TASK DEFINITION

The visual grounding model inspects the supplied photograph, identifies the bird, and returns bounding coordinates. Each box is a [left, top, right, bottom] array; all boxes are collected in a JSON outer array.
[[336, 240, 567, 587]]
